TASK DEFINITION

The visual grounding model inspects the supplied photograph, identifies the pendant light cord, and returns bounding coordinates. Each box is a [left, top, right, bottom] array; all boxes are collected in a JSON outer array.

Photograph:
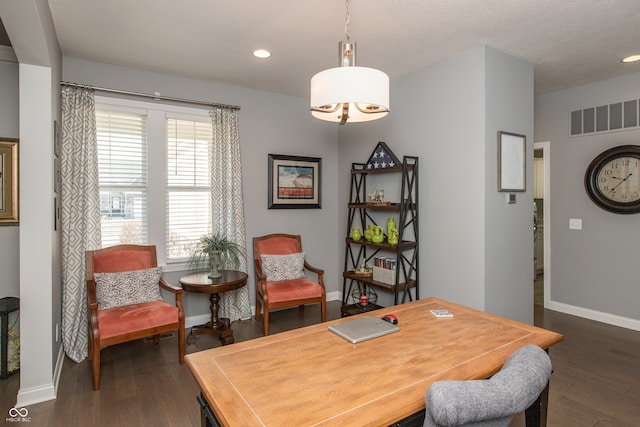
[[344, 0, 351, 42]]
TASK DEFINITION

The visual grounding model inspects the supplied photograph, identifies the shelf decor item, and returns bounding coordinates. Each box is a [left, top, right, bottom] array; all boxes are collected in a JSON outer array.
[[363, 224, 374, 241], [388, 228, 399, 246], [371, 226, 384, 243], [387, 217, 396, 235], [0, 297, 19, 379], [365, 141, 400, 170], [349, 227, 362, 241], [351, 285, 378, 312]]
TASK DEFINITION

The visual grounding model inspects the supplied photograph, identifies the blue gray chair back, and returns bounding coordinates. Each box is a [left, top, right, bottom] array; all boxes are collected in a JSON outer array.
[[423, 345, 552, 427]]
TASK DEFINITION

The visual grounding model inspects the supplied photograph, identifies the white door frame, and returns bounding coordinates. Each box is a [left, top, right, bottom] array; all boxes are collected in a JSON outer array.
[[533, 141, 550, 308]]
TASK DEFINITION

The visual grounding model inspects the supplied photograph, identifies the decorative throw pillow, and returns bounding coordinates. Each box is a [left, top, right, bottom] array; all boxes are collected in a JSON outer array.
[[260, 252, 305, 282], [94, 266, 163, 310]]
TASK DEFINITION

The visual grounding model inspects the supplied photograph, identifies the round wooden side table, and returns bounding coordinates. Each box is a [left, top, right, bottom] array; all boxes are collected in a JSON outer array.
[[179, 270, 248, 346]]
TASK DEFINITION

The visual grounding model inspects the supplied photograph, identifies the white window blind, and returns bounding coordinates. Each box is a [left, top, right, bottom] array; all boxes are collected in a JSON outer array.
[[166, 118, 213, 261], [96, 109, 148, 247]]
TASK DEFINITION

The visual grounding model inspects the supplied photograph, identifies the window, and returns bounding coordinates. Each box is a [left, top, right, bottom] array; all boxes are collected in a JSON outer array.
[[166, 118, 213, 261], [96, 109, 148, 246], [96, 98, 213, 268]]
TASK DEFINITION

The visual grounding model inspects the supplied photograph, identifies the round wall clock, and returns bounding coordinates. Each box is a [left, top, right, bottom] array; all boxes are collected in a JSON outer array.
[[584, 145, 640, 214]]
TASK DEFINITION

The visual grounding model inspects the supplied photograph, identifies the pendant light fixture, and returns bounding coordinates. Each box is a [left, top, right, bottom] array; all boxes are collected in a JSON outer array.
[[310, 0, 389, 125]]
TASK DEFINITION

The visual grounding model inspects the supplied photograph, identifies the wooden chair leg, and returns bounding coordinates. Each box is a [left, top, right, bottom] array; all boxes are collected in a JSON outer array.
[[153, 334, 160, 345], [92, 349, 101, 390], [87, 331, 94, 361], [264, 310, 269, 336], [255, 294, 262, 321], [321, 299, 327, 323], [298, 305, 305, 315], [178, 326, 185, 364]]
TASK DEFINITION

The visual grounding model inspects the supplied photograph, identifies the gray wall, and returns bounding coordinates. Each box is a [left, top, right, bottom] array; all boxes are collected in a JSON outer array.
[[536, 72, 640, 328], [338, 46, 535, 323], [483, 46, 534, 321], [0, 59, 20, 299], [0, 0, 63, 406], [62, 57, 341, 319]]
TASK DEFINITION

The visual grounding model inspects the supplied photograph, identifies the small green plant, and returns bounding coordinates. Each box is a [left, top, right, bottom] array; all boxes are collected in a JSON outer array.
[[188, 233, 245, 275]]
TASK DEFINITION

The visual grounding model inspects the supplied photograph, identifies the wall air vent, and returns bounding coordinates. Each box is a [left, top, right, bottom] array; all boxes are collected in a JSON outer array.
[[570, 99, 639, 136]]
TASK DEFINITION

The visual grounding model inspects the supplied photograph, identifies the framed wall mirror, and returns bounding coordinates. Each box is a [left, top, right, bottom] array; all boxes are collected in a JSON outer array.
[[0, 138, 19, 225], [498, 131, 526, 192]]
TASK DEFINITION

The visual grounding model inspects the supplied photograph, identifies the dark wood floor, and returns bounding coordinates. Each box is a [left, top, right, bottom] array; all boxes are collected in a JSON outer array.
[[2, 286, 639, 426]]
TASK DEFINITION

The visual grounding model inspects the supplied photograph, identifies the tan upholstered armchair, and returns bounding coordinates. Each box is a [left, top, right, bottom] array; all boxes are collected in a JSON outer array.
[[85, 244, 185, 390], [253, 234, 326, 335]]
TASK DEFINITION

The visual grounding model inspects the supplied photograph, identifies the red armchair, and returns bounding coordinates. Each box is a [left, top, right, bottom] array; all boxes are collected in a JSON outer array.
[[85, 244, 185, 390], [253, 234, 326, 335]]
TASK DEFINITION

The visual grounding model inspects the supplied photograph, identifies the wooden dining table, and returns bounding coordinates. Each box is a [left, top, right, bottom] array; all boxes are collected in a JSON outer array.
[[186, 297, 564, 427]]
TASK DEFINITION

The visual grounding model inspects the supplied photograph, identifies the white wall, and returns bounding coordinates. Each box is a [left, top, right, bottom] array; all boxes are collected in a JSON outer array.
[[339, 46, 535, 323], [0, 59, 20, 299], [535, 72, 640, 329], [63, 57, 341, 318]]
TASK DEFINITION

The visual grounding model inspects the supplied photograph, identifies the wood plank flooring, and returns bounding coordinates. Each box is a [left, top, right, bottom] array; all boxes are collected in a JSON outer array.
[[1, 292, 639, 426]]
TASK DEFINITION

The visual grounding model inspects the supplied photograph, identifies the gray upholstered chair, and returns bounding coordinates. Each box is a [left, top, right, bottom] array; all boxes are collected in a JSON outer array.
[[423, 345, 552, 427]]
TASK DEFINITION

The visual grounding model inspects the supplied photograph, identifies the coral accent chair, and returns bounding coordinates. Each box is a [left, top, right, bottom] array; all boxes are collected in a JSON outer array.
[[85, 245, 185, 390], [253, 234, 326, 335]]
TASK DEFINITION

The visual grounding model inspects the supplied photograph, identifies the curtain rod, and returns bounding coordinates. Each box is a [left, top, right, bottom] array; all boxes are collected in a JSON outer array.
[[60, 81, 241, 111]]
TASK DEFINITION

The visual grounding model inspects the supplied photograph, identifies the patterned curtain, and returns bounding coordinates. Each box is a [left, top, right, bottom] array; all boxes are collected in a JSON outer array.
[[60, 87, 102, 362], [210, 108, 252, 321]]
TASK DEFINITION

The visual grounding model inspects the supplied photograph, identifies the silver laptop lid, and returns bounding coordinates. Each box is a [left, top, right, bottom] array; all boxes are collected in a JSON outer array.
[[328, 316, 400, 344]]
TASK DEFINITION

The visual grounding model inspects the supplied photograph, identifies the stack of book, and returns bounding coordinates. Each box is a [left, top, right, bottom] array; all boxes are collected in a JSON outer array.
[[373, 257, 396, 284]]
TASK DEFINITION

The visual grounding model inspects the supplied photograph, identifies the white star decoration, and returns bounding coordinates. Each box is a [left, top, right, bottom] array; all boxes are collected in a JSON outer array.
[[365, 143, 399, 170]]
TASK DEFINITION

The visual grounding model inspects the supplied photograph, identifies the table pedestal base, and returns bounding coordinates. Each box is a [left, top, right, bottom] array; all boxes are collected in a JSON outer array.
[[188, 318, 235, 346], [187, 292, 235, 346]]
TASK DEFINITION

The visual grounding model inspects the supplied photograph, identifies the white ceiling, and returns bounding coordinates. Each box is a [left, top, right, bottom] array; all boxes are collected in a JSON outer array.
[[47, 0, 640, 98]]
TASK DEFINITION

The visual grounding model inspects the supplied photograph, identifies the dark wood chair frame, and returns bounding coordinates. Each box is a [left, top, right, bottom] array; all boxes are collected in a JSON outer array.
[[253, 233, 327, 336], [85, 244, 185, 390]]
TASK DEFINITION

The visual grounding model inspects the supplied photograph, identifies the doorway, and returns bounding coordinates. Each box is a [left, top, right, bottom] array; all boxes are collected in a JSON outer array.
[[533, 141, 550, 309]]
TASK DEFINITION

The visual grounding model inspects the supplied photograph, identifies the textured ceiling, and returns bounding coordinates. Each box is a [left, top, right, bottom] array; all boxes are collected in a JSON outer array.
[[38, 0, 640, 97]]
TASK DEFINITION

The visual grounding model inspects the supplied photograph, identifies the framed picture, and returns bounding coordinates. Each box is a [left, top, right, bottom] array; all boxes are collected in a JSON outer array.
[[497, 131, 526, 192], [0, 138, 19, 225], [268, 154, 321, 209]]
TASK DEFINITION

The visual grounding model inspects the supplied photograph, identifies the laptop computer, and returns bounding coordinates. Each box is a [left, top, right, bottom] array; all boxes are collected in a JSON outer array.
[[328, 316, 400, 344]]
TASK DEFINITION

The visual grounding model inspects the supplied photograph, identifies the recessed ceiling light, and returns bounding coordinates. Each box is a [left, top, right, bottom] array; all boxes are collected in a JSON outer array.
[[253, 49, 271, 59], [621, 54, 640, 63]]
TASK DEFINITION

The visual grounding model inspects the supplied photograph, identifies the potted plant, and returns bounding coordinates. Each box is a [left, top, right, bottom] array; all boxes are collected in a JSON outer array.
[[188, 233, 245, 278]]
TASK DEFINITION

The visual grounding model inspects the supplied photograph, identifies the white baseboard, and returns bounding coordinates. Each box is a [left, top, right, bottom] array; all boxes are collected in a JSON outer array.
[[15, 346, 64, 407], [16, 381, 56, 408], [326, 291, 341, 302], [547, 300, 640, 331], [184, 291, 343, 328]]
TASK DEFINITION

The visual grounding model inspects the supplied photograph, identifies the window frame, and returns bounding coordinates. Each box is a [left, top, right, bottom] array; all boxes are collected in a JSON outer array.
[[95, 96, 212, 271]]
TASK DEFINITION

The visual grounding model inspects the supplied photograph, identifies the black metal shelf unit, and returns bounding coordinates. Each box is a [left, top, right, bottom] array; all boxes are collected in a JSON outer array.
[[341, 156, 419, 317]]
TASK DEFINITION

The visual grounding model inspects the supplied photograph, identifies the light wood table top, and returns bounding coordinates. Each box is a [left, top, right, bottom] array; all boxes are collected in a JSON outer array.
[[186, 297, 563, 426]]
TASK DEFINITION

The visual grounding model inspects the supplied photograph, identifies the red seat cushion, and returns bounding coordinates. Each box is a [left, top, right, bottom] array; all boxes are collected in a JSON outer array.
[[265, 278, 323, 302], [98, 300, 178, 340]]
